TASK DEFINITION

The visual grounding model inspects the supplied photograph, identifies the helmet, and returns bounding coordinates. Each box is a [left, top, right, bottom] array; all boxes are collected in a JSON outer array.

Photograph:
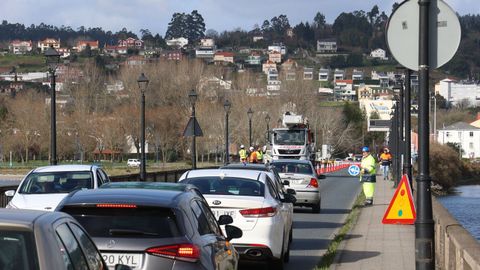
[[361, 146, 370, 152], [240, 145, 245, 149], [249, 147, 254, 151]]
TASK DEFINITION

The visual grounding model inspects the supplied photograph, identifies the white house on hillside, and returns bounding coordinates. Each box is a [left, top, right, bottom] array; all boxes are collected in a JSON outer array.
[[438, 122, 480, 159], [436, 78, 480, 107], [370, 48, 388, 60], [166, 37, 188, 48]]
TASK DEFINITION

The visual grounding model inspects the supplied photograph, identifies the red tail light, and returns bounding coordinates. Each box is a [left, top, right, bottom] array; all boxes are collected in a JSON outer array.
[[240, 207, 276, 218], [308, 178, 319, 188], [146, 244, 200, 262], [96, 203, 137, 208]]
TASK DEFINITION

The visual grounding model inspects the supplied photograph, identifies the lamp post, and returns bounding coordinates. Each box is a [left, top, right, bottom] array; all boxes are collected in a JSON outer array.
[[431, 95, 437, 142], [189, 89, 198, 169], [247, 108, 254, 147], [265, 114, 271, 144], [224, 99, 231, 165], [45, 46, 61, 165], [137, 73, 149, 181]]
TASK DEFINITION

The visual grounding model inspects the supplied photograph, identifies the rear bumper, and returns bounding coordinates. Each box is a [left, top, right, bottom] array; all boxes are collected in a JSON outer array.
[[292, 189, 320, 205], [234, 244, 274, 261]]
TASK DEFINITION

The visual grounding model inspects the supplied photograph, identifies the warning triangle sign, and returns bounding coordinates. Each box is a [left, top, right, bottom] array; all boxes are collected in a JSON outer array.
[[382, 174, 416, 224]]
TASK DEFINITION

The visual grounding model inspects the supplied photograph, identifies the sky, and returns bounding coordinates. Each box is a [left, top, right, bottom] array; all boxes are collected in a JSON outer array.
[[0, 0, 477, 37]]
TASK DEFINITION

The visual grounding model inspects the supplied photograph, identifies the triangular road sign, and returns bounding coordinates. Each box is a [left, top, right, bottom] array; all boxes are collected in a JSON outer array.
[[382, 174, 416, 224], [183, 117, 203, 137]]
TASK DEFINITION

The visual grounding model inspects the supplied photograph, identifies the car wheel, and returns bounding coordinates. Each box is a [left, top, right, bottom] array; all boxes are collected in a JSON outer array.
[[270, 238, 285, 269], [312, 200, 321, 213]]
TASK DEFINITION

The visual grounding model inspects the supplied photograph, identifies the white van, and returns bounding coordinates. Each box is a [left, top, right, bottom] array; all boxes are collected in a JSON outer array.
[[127, 159, 140, 167]]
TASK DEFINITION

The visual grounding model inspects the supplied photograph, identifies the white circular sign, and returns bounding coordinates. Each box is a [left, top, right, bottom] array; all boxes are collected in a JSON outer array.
[[348, 165, 361, 176], [386, 0, 461, 71]]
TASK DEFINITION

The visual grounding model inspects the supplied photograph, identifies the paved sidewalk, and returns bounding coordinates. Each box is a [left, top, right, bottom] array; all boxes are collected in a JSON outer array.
[[330, 175, 415, 270]]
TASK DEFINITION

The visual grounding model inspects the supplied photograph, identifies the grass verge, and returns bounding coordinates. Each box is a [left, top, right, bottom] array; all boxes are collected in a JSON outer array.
[[314, 192, 365, 270]]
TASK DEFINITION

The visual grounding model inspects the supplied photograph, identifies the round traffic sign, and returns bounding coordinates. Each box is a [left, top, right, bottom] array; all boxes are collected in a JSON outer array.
[[348, 165, 361, 176], [386, 0, 461, 71]]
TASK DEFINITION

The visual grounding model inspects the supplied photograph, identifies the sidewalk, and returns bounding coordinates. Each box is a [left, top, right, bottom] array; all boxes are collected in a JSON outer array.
[[330, 175, 415, 270]]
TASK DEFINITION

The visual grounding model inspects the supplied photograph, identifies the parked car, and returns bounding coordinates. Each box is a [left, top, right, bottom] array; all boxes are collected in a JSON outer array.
[[127, 159, 141, 167], [0, 208, 131, 270], [5, 165, 110, 211], [56, 182, 242, 270], [179, 169, 294, 269], [270, 159, 325, 213]]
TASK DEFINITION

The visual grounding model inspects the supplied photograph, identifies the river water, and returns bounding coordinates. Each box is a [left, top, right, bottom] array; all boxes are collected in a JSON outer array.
[[437, 185, 480, 242]]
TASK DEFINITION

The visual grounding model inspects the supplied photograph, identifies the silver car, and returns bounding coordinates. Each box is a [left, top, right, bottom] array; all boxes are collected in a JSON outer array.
[[270, 159, 325, 213], [0, 208, 130, 270], [56, 182, 242, 270]]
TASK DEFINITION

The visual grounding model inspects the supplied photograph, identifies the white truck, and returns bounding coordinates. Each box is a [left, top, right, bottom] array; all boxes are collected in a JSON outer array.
[[268, 112, 315, 162]]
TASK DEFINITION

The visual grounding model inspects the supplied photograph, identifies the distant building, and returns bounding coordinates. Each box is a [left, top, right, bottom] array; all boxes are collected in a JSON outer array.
[[245, 52, 262, 65], [268, 51, 282, 63], [119, 37, 144, 49], [334, 79, 355, 101], [262, 60, 277, 74], [318, 68, 330, 82], [213, 52, 234, 64], [253, 36, 264, 42], [371, 71, 390, 87], [160, 50, 183, 61], [438, 122, 480, 159], [370, 48, 388, 60], [38, 38, 60, 52], [9, 40, 33, 54], [76, 40, 99, 51], [303, 67, 314, 80], [333, 69, 345, 82], [317, 39, 337, 53], [200, 38, 215, 47], [166, 37, 188, 48], [436, 78, 480, 107], [352, 69, 364, 80], [268, 44, 286, 55], [195, 39, 216, 59]]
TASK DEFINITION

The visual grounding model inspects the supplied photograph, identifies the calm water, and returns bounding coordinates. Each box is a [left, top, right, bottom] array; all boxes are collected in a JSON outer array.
[[437, 185, 480, 242]]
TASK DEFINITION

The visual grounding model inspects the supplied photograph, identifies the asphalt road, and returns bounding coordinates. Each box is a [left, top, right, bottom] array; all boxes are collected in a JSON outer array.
[[241, 169, 362, 270]]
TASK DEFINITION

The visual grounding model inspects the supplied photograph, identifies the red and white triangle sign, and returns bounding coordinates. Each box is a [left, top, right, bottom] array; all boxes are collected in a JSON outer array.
[[382, 174, 416, 224]]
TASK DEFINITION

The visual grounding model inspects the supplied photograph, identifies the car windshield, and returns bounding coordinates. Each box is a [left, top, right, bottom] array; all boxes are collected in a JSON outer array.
[[19, 171, 93, 194], [61, 206, 181, 238], [271, 162, 313, 175], [273, 129, 306, 145], [183, 177, 265, 197], [0, 231, 38, 270]]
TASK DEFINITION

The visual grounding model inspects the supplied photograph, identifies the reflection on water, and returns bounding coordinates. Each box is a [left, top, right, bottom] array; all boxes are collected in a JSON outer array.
[[437, 185, 480, 242]]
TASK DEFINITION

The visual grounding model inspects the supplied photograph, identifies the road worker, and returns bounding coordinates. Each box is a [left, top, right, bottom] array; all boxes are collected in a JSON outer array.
[[239, 145, 247, 162], [360, 146, 377, 206]]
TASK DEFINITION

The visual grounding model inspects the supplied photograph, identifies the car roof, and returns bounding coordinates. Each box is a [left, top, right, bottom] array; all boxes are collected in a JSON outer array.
[[182, 169, 263, 181], [32, 165, 95, 173], [271, 159, 312, 164], [101, 181, 192, 192], [220, 163, 269, 171], [59, 188, 190, 208], [0, 209, 69, 229]]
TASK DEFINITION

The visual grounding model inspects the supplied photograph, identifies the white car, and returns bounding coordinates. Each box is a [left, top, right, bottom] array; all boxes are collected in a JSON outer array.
[[179, 169, 294, 269], [4, 165, 110, 211], [127, 159, 141, 167], [271, 159, 325, 213]]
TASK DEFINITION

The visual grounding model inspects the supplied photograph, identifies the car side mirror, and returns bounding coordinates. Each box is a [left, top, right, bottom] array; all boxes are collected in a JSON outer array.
[[282, 180, 290, 186], [318, 175, 326, 180], [218, 214, 233, 226], [4, 190, 15, 197], [286, 188, 296, 195], [284, 193, 297, 204], [115, 264, 133, 270], [225, 225, 243, 241]]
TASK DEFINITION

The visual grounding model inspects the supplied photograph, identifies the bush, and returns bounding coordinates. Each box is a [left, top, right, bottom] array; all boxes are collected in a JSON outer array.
[[429, 143, 462, 191]]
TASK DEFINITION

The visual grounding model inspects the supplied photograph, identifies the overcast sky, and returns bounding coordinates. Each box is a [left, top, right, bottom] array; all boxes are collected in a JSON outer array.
[[0, 0, 477, 36]]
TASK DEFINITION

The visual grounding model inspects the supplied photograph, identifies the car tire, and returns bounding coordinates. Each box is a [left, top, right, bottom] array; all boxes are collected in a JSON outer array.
[[284, 229, 292, 263], [312, 200, 321, 213], [270, 238, 285, 270]]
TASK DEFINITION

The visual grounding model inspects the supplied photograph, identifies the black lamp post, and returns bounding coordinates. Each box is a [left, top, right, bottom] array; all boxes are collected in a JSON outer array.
[[45, 46, 61, 165], [224, 99, 231, 165], [189, 89, 198, 169], [265, 114, 271, 143], [137, 73, 149, 181], [247, 108, 254, 147]]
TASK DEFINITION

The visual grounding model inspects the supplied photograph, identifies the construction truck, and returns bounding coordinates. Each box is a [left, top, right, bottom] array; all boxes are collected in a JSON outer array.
[[268, 112, 315, 162]]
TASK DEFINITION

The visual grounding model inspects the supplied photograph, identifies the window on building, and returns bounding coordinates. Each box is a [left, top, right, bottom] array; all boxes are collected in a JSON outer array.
[[470, 132, 474, 137], [446, 132, 450, 137], [469, 142, 474, 149]]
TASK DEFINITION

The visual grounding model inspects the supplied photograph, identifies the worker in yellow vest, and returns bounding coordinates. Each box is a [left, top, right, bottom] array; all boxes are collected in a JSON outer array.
[[256, 145, 264, 163], [239, 145, 247, 162]]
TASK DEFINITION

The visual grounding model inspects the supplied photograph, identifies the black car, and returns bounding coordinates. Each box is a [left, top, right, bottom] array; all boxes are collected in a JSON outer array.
[[56, 182, 242, 270]]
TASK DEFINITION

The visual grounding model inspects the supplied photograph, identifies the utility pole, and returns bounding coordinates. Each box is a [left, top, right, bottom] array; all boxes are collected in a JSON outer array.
[[404, 70, 413, 188]]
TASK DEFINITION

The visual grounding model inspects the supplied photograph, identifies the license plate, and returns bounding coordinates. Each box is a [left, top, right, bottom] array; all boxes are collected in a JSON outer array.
[[102, 253, 142, 269], [212, 209, 236, 219]]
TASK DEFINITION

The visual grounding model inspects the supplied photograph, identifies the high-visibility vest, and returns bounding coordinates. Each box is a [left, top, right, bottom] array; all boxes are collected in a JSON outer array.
[[239, 149, 247, 159], [249, 151, 258, 163], [257, 150, 263, 160]]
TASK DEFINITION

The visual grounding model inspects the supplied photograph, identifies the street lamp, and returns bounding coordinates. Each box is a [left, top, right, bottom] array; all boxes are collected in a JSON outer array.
[[247, 108, 254, 147], [45, 46, 60, 165], [189, 89, 198, 169], [137, 73, 149, 181], [431, 95, 437, 142], [265, 114, 271, 143], [224, 99, 231, 165]]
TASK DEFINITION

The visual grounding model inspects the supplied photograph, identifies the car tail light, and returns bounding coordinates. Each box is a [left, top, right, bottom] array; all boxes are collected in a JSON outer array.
[[96, 203, 137, 208], [307, 178, 319, 188], [240, 207, 277, 218], [146, 244, 200, 262]]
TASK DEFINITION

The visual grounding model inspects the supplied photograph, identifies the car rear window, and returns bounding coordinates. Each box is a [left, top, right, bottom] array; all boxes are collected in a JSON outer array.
[[19, 171, 93, 194], [183, 177, 265, 197], [61, 206, 181, 238], [271, 162, 313, 175], [0, 231, 38, 270]]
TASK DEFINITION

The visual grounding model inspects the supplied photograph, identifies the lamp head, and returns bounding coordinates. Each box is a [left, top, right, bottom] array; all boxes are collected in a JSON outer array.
[[247, 108, 254, 120], [223, 99, 231, 113], [137, 73, 149, 93], [188, 89, 198, 105], [45, 46, 60, 72]]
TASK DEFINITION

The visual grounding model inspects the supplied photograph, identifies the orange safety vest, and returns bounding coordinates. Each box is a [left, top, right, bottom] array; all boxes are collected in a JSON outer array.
[[249, 151, 258, 163]]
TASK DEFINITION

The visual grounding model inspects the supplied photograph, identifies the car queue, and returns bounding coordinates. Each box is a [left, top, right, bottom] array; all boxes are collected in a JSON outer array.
[[1, 160, 325, 270]]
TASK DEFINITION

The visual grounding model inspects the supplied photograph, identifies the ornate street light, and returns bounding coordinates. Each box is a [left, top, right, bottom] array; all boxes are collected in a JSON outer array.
[[265, 114, 271, 143], [45, 46, 61, 165], [224, 99, 232, 165], [137, 73, 149, 181], [189, 89, 198, 169], [247, 108, 254, 147]]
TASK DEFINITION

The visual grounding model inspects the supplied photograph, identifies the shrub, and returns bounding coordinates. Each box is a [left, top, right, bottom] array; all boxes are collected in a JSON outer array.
[[429, 143, 462, 191]]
